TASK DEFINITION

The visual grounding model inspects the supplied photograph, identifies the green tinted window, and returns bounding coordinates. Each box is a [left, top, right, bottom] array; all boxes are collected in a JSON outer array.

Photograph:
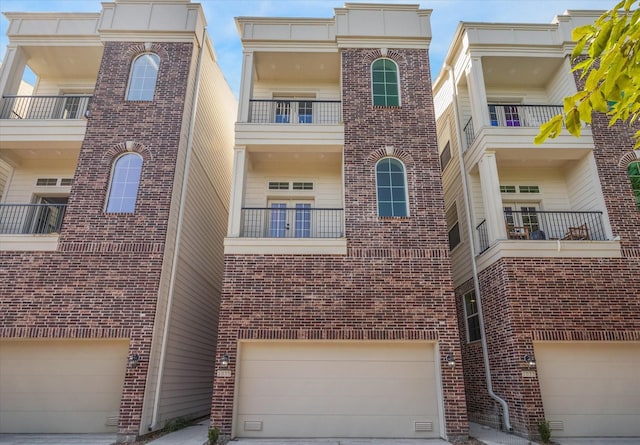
[[376, 158, 407, 217], [371, 59, 400, 107]]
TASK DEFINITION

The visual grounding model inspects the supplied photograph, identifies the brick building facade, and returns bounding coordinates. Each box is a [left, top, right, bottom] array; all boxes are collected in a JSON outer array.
[[434, 9, 640, 440], [0, 1, 235, 440], [211, 4, 468, 442]]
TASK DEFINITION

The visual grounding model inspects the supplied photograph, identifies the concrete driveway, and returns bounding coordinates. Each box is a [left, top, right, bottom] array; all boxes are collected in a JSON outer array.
[[229, 441, 449, 445]]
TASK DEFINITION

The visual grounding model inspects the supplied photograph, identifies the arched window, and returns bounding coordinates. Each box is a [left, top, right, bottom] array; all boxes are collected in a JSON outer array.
[[376, 158, 408, 217], [371, 58, 400, 107], [127, 53, 160, 101], [106, 153, 143, 213], [628, 161, 640, 209]]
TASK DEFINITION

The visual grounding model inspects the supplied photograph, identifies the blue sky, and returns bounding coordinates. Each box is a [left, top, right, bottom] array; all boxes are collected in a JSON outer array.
[[0, 0, 619, 97]]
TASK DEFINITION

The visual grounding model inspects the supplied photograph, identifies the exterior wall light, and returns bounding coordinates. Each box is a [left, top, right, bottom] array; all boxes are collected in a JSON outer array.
[[128, 353, 141, 368], [220, 353, 230, 368], [445, 353, 455, 368], [524, 354, 536, 367]]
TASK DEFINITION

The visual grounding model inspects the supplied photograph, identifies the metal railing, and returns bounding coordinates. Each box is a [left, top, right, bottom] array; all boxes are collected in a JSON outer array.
[[476, 211, 606, 254], [503, 210, 605, 241], [0, 203, 67, 234], [0, 95, 92, 120], [463, 118, 475, 149], [248, 99, 342, 124], [476, 219, 489, 253], [240, 207, 343, 238], [488, 104, 562, 128]]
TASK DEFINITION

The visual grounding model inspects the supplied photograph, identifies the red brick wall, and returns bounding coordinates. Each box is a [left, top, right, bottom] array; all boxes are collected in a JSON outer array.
[[0, 41, 193, 440], [211, 47, 468, 441], [457, 257, 640, 437]]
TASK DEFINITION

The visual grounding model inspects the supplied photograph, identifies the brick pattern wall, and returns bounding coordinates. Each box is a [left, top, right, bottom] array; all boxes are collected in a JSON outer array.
[[457, 256, 640, 437], [0, 41, 193, 439], [211, 47, 468, 441], [454, 55, 640, 439]]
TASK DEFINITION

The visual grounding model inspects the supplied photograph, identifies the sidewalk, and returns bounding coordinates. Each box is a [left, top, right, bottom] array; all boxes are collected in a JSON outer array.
[[469, 423, 537, 445], [145, 418, 208, 445]]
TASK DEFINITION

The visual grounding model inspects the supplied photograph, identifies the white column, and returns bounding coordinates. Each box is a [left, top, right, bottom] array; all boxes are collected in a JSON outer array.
[[237, 50, 255, 123], [0, 45, 28, 97], [227, 145, 247, 237], [465, 57, 490, 129], [478, 151, 506, 242]]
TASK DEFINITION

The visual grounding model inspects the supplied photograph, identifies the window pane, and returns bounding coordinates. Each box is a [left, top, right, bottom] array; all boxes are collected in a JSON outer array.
[[391, 187, 405, 201], [378, 202, 393, 217], [106, 153, 143, 213], [393, 202, 407, 216], [376, 158, 408, 217], [127, 53, 160, 101], [371, 58, 399, 107]]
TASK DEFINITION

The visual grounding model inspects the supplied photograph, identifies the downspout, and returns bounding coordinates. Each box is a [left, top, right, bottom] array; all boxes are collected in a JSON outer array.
[[150, 26, 207, 430], [445, 64, 512, 431]]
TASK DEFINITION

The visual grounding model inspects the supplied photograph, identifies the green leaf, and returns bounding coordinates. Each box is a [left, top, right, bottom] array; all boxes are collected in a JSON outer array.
[[565, 108, 582, 137], [589, 20, 613, 59], [572, 24, 595, 41], [534, 114, 564, 144]]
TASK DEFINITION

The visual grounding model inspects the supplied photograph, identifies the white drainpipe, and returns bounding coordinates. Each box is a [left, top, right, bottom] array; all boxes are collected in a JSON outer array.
[[446, 64, 513, 431]]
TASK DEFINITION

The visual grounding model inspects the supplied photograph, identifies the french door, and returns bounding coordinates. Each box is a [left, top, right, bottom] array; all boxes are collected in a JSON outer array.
[[503, 203, 540, 232], [268, 201, 313, 238]]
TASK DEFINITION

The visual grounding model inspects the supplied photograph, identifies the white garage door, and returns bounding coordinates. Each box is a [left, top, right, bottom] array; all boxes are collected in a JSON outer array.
[[236, 341, 441, 438], [0, 339, 129, 433], [535, 342, 640, 437]]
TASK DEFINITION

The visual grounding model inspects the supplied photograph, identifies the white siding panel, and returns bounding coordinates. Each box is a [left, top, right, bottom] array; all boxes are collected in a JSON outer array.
[[156, 42, 236, 424]]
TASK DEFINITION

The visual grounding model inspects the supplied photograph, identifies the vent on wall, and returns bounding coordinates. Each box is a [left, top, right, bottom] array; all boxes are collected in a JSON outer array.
[[414, 420, 433, 432], [548, 420, 564, 431], [244, 420, 263, 431], [105, 415, 119, 427]]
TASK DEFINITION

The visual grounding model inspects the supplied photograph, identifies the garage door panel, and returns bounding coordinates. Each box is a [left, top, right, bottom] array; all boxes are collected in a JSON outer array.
[[240, 375, 435, 397], [237, 414, 437, 438], [534, 342, 640, 437], [240, 360, 434, 380], [0, 340, 128, 433], [242, 342, 431, 362], [236, 341, 440, 438], [239, 389, 435, 416]]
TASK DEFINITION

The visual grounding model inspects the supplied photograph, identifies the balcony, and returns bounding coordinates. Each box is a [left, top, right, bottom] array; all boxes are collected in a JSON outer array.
[[465, 104, 563, 149], [249, 99, 341, 125], [0, 203, 67, 234], [240, 207, 343, 238], [0, 95, 92, 120], [477, 210, 608, 253], [226, 207, 346, 255]]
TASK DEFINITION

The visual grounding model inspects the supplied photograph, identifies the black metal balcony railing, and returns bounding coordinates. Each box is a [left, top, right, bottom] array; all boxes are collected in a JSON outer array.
[[463, 118, 475, 150], [488, 104, 563, 128], [0, 203, 67, 234], [476, 210, 606, 252], [240, 207, 343, 238], [248, 99, 342, 124], [0, 95, 92, 120], [476, 219, 489, 253]]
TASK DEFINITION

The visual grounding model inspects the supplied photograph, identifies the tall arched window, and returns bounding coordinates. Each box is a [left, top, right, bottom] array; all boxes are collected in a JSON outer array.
[[371, 58, 400, 107], [376, 157, 408, 217], [106, 153, 143, 213], [628, 161, 640, 210], [127, 53, 160, 101]]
